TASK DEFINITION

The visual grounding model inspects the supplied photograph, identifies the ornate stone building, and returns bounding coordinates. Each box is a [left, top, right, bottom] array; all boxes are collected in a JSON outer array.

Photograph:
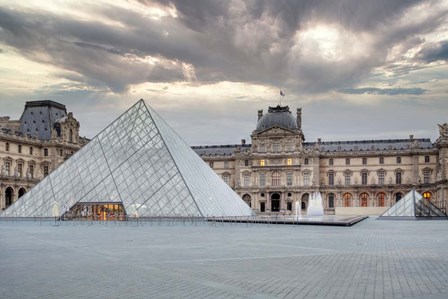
[[0, 101, 88, 210], [193, 105, 448, 215]]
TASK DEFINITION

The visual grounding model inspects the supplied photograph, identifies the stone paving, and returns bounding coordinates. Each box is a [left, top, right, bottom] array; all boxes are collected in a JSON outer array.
[[1, 218, 448, 298]]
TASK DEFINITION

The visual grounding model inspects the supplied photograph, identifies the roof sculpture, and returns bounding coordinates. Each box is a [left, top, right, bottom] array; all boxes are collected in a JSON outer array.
[[1, 100, 254, 218]]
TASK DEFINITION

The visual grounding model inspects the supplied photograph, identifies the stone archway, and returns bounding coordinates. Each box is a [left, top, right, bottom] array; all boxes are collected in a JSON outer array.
[[301, 193, 309, 210], [242, 194, 251, 208], [271, 193, 280, 212], [5, 187, 14, 208]]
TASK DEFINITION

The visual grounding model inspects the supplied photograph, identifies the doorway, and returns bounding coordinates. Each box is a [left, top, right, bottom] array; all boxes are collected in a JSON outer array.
[[271, 193, 280, 212]]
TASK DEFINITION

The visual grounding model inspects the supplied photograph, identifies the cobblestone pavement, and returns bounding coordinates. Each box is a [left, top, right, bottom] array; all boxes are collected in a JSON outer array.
[[1, 218, 448, 298]]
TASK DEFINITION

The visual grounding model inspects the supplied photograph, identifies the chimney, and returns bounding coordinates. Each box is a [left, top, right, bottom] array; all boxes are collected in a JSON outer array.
[[257, 109, 263, 120], [296, 108, 302, 129], [318, 138, 321, 143], [241, 139, 246, 145], [409, 134, 414, 140]]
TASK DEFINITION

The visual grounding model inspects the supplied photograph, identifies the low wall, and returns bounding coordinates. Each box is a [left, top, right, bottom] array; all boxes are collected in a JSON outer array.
[[335, 207, 388, 216]]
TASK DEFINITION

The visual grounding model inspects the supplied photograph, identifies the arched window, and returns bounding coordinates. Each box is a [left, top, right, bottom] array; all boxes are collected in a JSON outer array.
[[376, 192, 386, 207], [272, 171, 281, 186], [69, 129, 73, 143], [360, 192, 369, 207], [395, 193, 403, 203], [343, 193, 352, 207]]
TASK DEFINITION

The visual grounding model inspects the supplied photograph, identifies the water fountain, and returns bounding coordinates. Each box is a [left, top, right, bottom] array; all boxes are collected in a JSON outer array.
[[306, 191, 324, 216]]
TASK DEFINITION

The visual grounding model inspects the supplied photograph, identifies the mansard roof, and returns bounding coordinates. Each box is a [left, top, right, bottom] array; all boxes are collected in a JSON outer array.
[[192, 144, 250, 157], [305, 138, 434, 152], [192, 138, 434, 157]]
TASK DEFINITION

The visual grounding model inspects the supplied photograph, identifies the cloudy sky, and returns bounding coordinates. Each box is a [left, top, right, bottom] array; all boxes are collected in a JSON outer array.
[[0, 0, 447, 145]]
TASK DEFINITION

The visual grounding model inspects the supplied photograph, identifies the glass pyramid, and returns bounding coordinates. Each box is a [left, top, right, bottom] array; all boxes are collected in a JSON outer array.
[[378, 189, 447, 219], [1, 100, 254, 218]]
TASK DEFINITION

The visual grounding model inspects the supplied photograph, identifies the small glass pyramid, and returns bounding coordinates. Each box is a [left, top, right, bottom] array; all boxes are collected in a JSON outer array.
[[378, 189, 447, 219], [1, 100, 254, 218]]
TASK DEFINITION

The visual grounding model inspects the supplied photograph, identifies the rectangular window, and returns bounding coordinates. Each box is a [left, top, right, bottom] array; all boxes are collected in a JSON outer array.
[[424, 171, 430, 184], [59, 149, 63, 157], [378, 171, 385, 185], [29, 165, 34, 179], [362, 157, 367, 165], [5, 161, 10, 176], [260, 159, 265, 166], [346, 158, 350, 165], [287, 158, 292, 166], [361, 172, 368, 185], [6, 142, 9, 151], [303, 173, 310, 186], [345, 173, 351, 186], [30, 147, 33, 155], [396, 172, 402, 184], [329, 158, 333, 166], [328, 173, 334, 186], [272, 173, 281, 186], [396, 157, 401, 164], [18, 144, 22, 153], [286, 172, 293, 186], [259, 173, 266, 187], [222, 174, 230, 185], [379, 157, 384, 164], [328, 194, 335, 208], [243, 174, 250, 187], [287, 202, 292, 211], [209, 162, 214, 168], [43, 165, 49, 177], [18, 164, 23, 177], [425, 156, 430, 163], [273, 142, 280, 152], [286, 142, 293, 152], [244, 160, 249, 166], [44, 148, 48, 156], [259, 144, 266, 153]]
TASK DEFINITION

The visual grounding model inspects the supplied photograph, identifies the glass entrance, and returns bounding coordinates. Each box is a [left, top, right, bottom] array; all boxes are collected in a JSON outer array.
[[64, 203, 126, 220]]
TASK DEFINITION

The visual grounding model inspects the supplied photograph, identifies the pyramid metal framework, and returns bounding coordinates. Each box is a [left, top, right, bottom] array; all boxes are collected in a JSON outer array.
[[378, 189, 447, 219], [1, 100, 254, 218]]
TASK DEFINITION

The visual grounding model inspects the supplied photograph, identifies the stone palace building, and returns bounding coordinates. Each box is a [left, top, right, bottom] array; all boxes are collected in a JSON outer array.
[[0, 101, 88, 210], [2, 100, 447, 216], [192, 105, 448, 215]]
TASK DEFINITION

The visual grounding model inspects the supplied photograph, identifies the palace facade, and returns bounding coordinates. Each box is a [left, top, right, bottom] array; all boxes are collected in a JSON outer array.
[[0, 101, 88, 210], [193, 105, 448, 215]]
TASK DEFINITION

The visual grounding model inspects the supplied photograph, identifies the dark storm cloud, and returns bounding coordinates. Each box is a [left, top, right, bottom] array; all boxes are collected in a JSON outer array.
[[339, 87, 426, 96], [0, 0, 445, 93], [419, 40, 448, 62]]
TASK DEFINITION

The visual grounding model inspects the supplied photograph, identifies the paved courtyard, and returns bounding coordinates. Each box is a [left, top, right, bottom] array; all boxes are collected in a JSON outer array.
[[1, 218, 448, 298]]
